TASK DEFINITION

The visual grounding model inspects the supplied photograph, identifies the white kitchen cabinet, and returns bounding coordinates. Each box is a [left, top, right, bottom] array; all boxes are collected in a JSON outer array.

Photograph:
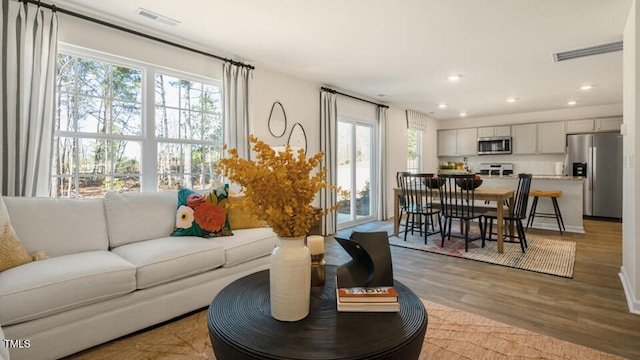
[[438, 129, 457, 156], [566, 119, 594, 134], [512, 124, 537, 154], [512, 122, 565, 154], [478, 126, 510, 138], [595, 117, 622, 132], [456, 128, 478, 155], [438, 128, 478, 156], [537, 122, 566, 153]]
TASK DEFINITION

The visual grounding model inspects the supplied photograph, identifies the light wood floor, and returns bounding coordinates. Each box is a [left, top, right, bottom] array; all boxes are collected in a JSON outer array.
[[326, 218, 639, 359]]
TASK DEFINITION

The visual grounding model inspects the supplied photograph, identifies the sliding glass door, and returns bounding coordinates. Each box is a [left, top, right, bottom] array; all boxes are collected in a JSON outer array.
[[336, 116, 376, 229]]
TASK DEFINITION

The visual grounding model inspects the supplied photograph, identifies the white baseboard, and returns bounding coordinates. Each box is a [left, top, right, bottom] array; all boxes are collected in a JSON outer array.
[[619, 266, 640, 315], [528, 223, 585, 234]]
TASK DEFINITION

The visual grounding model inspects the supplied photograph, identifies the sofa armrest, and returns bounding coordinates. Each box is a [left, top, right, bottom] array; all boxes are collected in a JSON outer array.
[[0, 324, 10, 360]]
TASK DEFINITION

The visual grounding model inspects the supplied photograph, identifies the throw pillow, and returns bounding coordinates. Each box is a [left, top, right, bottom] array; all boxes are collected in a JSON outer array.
[[0, 196, 33, 272], [171, 185, 233, 237], [227, 194, 265, 230]]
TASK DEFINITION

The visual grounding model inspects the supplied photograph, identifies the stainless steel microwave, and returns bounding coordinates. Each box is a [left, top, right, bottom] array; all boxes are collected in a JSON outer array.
[[477, 137, 512, 155]]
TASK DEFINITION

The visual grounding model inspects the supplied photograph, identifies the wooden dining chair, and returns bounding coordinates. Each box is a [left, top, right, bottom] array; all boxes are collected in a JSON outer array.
[[437, 174, 485, 252], [397, 172, 442, 244], [482, 173, 533, 253]]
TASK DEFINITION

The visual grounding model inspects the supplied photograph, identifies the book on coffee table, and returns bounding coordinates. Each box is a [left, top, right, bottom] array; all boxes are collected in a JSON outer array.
[[336, 292, 400, 312], [337, 286, 399, 303]]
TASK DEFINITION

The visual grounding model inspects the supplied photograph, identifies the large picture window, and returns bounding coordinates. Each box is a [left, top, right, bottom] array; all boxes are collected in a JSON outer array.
[[52, 47, 223, 198]]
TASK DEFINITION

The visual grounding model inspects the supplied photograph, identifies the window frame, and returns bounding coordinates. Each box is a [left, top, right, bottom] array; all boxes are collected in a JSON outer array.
[[54, 43, 223, 197], [407, 128, 422, 173]]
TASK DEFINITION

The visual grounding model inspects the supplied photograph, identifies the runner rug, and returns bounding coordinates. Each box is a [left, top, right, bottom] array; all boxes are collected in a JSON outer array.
[[339, 222, 576, 278]]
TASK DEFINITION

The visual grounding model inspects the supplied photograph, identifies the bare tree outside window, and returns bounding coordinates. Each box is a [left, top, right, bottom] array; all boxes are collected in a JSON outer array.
[[407, 128, 421, 173], [155, 74, 223, 192], [53, 55, 142, 198], [52, 49, 223, 198]]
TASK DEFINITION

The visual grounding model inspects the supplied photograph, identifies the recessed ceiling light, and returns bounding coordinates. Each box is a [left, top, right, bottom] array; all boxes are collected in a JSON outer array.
[[447, 74, 462, 81], [438, 103, 447, 109], [460, 112, 467, 117], [506, 97, 518, 103], [580, 85, 593, 91], [567, 100, 578, 106]]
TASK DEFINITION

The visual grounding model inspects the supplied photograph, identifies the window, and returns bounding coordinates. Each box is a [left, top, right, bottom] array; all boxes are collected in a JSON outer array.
[[336, 116, 377, 229], [154, 74, 223, 192], [52, 47, 223, 198], [407, 128, 422, 173]]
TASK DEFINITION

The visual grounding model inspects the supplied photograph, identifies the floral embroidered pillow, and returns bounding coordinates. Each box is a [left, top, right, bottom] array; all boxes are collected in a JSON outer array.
[[171, 185, 233, 237]]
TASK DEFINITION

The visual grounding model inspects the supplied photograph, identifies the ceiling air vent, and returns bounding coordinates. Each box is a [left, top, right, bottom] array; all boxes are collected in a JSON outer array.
[[552, 41, 623, 62], [135, 8, 180, 27]]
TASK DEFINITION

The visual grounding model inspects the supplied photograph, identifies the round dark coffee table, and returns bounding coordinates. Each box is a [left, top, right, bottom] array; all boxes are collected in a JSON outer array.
[[207, 265, 427, 359]]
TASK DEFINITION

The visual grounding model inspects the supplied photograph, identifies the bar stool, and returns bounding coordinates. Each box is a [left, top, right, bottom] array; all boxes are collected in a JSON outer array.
[[526, 189, 566, 235]]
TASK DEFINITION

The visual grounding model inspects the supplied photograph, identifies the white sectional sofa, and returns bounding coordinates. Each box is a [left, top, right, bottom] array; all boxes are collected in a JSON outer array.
[[0, 191, 277, 360]]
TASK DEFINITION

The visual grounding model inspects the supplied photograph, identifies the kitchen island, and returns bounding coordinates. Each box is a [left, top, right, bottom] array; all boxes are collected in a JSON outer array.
[[480, 175, 584, 233]]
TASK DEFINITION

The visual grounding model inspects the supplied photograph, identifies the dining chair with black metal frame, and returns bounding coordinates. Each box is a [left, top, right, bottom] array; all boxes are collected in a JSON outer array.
[[396, 172, 407, 232], [438, 174, 485, 252], [481, 173, 533, 253], [397, 172, 442, 244]]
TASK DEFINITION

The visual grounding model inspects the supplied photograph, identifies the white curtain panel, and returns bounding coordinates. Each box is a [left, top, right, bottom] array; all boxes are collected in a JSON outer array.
[[319, 90, 337, 235], [406, 109, 430, 132], [1, 1, 58, 196], [377, 106, 388, 220], [223, 63, 253, 159]]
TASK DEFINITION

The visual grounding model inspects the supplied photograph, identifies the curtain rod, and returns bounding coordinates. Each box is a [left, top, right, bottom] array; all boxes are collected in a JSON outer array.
[[22, 0, 254, 70], [321, 87, 389, 109]]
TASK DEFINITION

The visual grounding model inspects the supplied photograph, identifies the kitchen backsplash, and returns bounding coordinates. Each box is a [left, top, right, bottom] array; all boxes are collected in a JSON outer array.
[[438, 154, 566, 176]]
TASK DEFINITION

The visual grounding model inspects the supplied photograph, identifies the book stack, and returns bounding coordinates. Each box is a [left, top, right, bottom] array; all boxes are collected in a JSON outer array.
[[336, 286, 399, 312]]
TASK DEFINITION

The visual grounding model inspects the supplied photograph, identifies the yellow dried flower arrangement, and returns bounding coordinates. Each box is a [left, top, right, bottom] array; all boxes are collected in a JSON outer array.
[[216, 135, 338, 238]]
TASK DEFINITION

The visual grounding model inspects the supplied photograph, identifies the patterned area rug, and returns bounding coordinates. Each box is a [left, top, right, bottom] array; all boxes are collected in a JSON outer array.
[[340, 222, 576, 278], [422, 299, 624, 359], [65, 299, 625, 359]]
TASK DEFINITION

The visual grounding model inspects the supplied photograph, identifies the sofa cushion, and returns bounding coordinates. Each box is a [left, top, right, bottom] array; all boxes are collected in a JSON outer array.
[[111, 236, 226, 289], [0, 195, 32, 271], [0, 251, 136, 326], [3, 197, 109, 257], [171, 186, 233, 238], [104, 192, 177, 248], [212, 227, 277, 267]]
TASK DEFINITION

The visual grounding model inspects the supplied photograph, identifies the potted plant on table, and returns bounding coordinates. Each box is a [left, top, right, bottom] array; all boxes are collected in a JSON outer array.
[[216, 135, 338, 321]]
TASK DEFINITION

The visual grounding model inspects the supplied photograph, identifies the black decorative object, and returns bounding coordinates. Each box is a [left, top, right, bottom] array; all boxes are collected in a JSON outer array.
[[334, 231, 394, 288], [425, 176, 444, 188], [287, 122, 307, 155], [268, 101, 287, 138], [456, 178, 483, 190]]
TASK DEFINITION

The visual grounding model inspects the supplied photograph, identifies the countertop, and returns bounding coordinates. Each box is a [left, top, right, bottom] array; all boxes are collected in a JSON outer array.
[[480, 174, 584, 181]]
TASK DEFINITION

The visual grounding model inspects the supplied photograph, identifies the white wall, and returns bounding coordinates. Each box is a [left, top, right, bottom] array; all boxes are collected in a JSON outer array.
[[58, 14, 221, 80], [622, 0, 640, 315], [252, 67, 320, 152], [437, 104, 623, 130]]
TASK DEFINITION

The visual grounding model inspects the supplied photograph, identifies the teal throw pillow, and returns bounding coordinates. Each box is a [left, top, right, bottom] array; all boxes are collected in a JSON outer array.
[[171, 185, 233, 237]]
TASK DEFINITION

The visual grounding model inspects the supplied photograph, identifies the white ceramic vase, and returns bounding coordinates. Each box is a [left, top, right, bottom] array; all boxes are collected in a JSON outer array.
[[270, 236, 311, 321]]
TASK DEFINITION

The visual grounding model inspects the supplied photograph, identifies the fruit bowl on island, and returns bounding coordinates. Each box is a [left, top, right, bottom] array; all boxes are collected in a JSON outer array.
[[456, 175, 483, 190]]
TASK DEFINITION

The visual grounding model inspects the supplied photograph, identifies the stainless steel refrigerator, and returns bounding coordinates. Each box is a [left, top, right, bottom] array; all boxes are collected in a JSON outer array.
[[565, 132, 623, 219]]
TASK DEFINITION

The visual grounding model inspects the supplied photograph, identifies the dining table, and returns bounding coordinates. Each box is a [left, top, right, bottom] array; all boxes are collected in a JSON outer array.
[[393, 186, 515, 253]]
